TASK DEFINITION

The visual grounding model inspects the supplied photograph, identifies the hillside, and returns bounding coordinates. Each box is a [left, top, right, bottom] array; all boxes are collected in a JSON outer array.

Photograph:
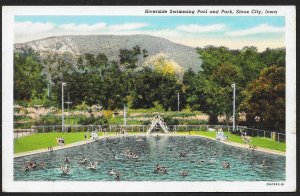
[[14, 34, 202, 72]]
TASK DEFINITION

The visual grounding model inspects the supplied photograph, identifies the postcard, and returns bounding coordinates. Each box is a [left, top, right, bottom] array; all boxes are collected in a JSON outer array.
[[2, 5, 296, 192]]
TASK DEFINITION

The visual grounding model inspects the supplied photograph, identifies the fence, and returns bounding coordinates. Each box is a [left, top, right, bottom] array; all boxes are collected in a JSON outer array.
[[25, 124, 285, 143], [13, 128, 35, 139]]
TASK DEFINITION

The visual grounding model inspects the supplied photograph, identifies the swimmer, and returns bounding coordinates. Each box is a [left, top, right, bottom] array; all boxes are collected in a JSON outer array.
[[87, 162, 97, 170], [208, 159, 216, 164], [261, 160, 268, 167], [79, 156, 87, 164], [159, 166, 167, 174], [109, 169, 116, 175], [25, 164, 31, 172], [179, 152, 187, 157], [28, 161, 36, 169], [222, 161, 230, 169], [199, 159, 205, 163], [115, 172, 121, 180], [180, 170, 188, 176], [64, 155, 69, 163], [61, 164, 71, 174], [154, 164, 161, 172], [114, 154, 122, 160], [40, 162, 45, 169]]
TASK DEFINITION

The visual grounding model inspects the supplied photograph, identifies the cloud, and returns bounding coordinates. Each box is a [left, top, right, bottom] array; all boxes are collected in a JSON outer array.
[[15, 21, 55, 35], [14, 21, 285, 51], [108, 23, 148, 31], [176, 24, 226, 33], [226, 24, 285, 37], [14, 21, 149, 42], [175, 38, 284, 52], [59, 23, 107, 32]]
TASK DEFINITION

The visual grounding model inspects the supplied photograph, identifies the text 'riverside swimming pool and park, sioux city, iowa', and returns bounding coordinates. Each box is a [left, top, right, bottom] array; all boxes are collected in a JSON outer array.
[[145, 9, 278, 15]]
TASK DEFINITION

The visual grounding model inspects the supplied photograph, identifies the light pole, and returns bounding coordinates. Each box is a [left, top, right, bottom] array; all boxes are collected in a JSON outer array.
[[65, 93, 72, 117], [177, 92, 180, 112], [231, 83, 236, 132], [62, 82, 67, 132], [123, 104, 127, 126]]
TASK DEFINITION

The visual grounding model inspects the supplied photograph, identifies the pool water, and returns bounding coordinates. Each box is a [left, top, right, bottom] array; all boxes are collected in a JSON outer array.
[[14, 135, 285, 181]]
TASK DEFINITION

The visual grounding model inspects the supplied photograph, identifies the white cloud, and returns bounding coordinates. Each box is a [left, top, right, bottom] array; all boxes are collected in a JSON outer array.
[[59, 23, 107, 32], [176, 24, 226, 33], [174, 38, 285, 52], [108, 23, 148, 31], [227, 24, 285, 37], [14, 21, 149, 42], [14, 21, 285, 51], [14, 21, 55, 36]]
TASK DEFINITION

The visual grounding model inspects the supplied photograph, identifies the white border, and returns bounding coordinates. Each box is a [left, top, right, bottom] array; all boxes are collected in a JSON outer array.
[[2, 6, 296, 192]]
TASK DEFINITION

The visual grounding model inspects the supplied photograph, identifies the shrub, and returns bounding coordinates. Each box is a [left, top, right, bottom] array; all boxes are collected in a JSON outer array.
[[34, 115, 61, 126], [103, 110, 113, 118], [143, 120, 151, 125], [78, 116, 108, 125], [163, 116, 179, 125], [14, 115, 32, 122], [75, 101, 89, 111]]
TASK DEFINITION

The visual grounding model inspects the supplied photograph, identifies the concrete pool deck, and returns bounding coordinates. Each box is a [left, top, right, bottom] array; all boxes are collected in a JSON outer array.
[[14, 133, 285, 158]]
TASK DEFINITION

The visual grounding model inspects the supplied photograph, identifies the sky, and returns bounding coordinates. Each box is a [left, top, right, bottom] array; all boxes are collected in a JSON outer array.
[[14, 16, 285, 51]]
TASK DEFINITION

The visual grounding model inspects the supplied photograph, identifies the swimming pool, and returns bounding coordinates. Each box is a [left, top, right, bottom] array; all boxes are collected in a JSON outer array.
[[14, 135, 285, 181]]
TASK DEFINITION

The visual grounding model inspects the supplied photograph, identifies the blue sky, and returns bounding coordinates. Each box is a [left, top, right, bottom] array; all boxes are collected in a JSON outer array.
[[14, 16, 285, 51]]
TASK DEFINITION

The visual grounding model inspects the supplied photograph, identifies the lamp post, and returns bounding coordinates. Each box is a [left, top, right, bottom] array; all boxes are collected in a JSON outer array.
[[231, 83, 236, 132], [123, 104, 127, 126], [62, 82, 67, 132], [65, 93, 72, 117], [177, 92, 180, 112]]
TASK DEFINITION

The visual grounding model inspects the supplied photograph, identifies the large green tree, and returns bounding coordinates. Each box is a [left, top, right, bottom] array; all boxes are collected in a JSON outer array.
[[14, 51, 47, 101], [240, 65, 285, 132], [131, 68, 184, 111]]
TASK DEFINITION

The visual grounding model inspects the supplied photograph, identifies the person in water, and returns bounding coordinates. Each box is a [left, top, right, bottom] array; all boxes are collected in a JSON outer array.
[[154, 164, 161, 171], [261, 159, 268, 167], [64, 155, 69, 163], [40, 161, 45, 169], [222, 161, 230, 168], [61, 164, 71, 174], [79, 156, 87, 163], [115, 172, 121, 180], [88, 162, 97, 170], [180, 170, 188, 176]]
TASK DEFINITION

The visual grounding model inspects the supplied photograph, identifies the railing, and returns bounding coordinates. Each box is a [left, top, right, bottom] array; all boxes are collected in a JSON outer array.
[[25, 124, 285, 143], [13, 128, 35, 139]]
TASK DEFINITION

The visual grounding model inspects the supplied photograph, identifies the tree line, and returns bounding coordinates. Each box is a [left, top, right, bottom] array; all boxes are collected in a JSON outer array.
[[14, 45, 285, 132]]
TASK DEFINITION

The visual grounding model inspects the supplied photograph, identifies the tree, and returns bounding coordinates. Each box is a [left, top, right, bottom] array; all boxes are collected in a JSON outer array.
[[191, 47, 243, 124], [238, 46, 266, 86], [240, 65, 285, 132], [14, 52, 47, 101], [131, 68, 185, 110], [119, 48, 138, 69], [260, 48, 285, 67]]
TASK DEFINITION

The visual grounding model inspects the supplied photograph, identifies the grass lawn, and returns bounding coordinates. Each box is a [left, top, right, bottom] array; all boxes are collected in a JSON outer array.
[[14, 132, 104, 154], [14, 130, 285, 154], [175, 131, 285, 152]]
